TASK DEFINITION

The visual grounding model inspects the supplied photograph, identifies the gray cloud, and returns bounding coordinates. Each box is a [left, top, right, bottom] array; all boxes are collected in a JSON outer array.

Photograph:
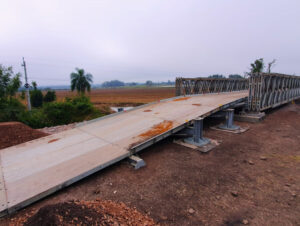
[[1, 0, 299, 85]]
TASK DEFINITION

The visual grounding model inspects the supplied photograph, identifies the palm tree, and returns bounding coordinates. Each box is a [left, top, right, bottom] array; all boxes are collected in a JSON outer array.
[[70, 68, 93, 94], [31, 81, 37, 90], [250, 58, 264, 73]]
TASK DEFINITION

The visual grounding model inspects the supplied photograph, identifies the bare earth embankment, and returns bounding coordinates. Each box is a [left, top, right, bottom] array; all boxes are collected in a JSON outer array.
[[0, 122, 48, 150], [1, 89, 299, 225], [1, 101, 299, 225]]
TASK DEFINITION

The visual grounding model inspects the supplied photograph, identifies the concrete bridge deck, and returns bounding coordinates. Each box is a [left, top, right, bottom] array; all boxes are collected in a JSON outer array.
[[0, 91, 248, 215]]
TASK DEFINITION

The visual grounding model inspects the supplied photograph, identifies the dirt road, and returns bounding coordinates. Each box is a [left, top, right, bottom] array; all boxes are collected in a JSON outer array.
[[2, 102, 300, 225]]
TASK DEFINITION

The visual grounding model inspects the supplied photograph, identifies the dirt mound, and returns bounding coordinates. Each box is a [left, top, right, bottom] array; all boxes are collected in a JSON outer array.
[[0, 122, 48, 150], [11, 200, 156, 226], [24, 202, 102, 226]]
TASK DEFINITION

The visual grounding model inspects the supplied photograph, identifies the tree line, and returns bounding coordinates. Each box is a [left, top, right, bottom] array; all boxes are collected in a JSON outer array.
[[0, 58, 278, 128], [0, 66, 103, 128]]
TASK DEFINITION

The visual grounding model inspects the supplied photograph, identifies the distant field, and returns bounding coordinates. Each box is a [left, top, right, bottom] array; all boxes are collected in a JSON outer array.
[[55, 87, 175, 107]]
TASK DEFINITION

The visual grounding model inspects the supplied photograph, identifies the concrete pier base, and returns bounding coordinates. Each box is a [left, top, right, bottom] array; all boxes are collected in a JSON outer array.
[[128, 155, 146, 170], [183, 117, 210, 147], [210, 109, 249, 134], [174, 117, 218, 153], [234, 112, 265, 123]]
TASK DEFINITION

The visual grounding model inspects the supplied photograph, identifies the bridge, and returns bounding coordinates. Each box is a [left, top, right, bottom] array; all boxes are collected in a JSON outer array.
[[0, 73, 299, 216]]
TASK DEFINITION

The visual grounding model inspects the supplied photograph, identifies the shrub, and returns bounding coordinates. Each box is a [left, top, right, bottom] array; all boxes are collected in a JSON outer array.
[[43, 102, 75, 125], [68, 95, 93, 118], [18, 109, 50, 129], [1, 93, 104, 128], [0, 98, 25, 122], [30, 90, 43, 108], [43, 90, 56, 102], [42, 96, 96, 126]]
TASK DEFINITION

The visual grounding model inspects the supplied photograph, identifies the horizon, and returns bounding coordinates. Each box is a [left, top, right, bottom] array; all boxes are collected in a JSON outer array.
[[1, 0, 300, 86], [27, 80, 176, 89]]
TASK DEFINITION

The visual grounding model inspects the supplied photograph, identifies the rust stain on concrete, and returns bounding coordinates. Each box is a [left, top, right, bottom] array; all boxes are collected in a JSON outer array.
[[138, 120, 173, 138], [48, 138, 60, 143], [173, 97, 190, 102]]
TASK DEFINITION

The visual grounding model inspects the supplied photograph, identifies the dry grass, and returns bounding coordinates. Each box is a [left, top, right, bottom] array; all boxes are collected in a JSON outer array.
[[17, 87, 175, 113], [55, 87, 175, 107]]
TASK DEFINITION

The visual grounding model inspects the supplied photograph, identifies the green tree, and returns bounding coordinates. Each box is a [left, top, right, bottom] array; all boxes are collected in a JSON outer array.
[[0, 65, 22, 100], [70, 68, 93, 94], [146, 80, 153, 86], [0, 64, 25, 122], [102, 80, 125, 88], [229, 74, 243, 79], [30, 82, 43, 108], [43, 90, 56, 102], [250, 58, 264, 73], [208, 74, 225, 78], [31, 81, 37, 90]]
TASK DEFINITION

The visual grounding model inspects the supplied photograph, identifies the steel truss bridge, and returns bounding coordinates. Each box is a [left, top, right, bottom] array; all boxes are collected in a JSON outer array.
[[175, 73, 300, 112], [0, 73, 299, 216]]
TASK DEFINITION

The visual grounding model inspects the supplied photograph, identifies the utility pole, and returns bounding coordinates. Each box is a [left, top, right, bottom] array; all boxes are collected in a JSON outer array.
[[21, 57, 31, 111]]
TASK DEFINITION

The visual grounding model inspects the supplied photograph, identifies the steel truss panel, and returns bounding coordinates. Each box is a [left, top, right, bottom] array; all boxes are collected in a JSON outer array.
[[175, 77, 248, 96], [248, 73, 300, 111]]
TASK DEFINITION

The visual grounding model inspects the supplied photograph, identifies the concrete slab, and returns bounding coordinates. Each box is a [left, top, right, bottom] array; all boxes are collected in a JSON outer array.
[[174, 138, 220, 153], [128, 155, 146, 169], [0, 91, 248, 215], [210, 125, 249, 134]]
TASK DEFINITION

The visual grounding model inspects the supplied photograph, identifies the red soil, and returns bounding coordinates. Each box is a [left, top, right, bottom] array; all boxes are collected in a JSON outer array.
[[0, 122, 48, 150], [10, 200, 156, 226], [2, 103, 299, 225]]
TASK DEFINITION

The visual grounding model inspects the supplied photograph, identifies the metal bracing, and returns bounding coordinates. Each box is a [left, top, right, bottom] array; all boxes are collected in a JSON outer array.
[[175, 77, 248, 96], [248, 73, 300, 112]]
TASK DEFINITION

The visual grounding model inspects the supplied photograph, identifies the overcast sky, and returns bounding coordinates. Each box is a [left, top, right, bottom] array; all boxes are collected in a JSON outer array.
[[0, 0, 299, 86]]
